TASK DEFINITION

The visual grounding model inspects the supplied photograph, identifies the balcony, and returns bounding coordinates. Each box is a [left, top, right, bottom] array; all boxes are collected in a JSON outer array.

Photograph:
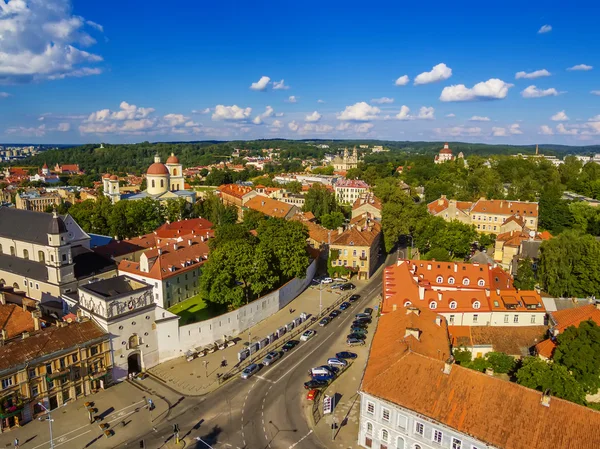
[[45, 368, 70, 381], [0, 394, 24, 419], [359, 255, 368, 261], [89, 368, 109, 381]]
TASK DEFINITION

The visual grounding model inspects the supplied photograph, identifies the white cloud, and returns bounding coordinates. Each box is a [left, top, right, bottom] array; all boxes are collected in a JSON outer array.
[[85, 101, 155, 122], [417, 106, 435, 120], [395, 105, 434, 120], [371, 97, 394, 104], [305, 111, 322, 122], [336, 122, 351, 131], [297, 123, 334, 134], [445, 113, 456, 118], [192, 108, 211, 114], [539, 125, 554, 135], [557, 123, 578, 135], [57, 122, 70, 132], [591, 91, 600, 96], [250, 76, 270, 91], [491, 127, 507, 137], [434, 126, 482, 137], [287, 95, 297, 103], [469, 116, 490, 122], [521, 85, 559, 98], [6, 124, 46, 137], [551, 110, 569, 121], [538, 24, 552, 34], [414, 63, 452, 85], [317, 99, 325, 103], [0, 0, 103, 83], [567, 64, 593, 71], [212, 105, 252, 121], [271, 120, 283, 128], [272, 79, 289, 90], [0, 92, 10, 98], [86, 20, 104, 32], [492, 124, 523, 136], [337, 102, 381, 121], [355, 123, 374, 133], [288, 121, 299, 132], [275, 112, 284, 117], [251, 105, 274, 124], [515, 69, 551, 79], [395, 105, 411, 121], [252, 116, 262, 125], [589, 115, 600, 122], [394, 75, 409, 86], [163, 113, 188, 127], [440, 79, 513, 102]]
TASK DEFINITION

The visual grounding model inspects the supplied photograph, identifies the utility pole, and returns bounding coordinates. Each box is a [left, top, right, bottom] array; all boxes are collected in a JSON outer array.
[[37, 402, 54, 449], [173, 424, 180, 444], [248, 332, 252, 363], [319, 280, 323, 316]]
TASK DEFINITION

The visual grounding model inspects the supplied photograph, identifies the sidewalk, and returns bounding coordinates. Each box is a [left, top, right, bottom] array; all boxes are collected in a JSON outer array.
[[149, 278, 363, 395], [0, 381, 168, 449]]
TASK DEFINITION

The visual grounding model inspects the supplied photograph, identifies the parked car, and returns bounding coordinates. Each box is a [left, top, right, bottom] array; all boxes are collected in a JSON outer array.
[[336, 351, 357, 360], [347, 338, 366, 346], [329, 310, 341, 318], [321, 277, 333, 284], [317, 365, 340, 374], [319, 317, 331, 327], [354, 317, 372, 324], [339, 302, 351, 310], [282, 340, 299, 352], [262, 351, 281, 366], [310, 366, 334, 377], [306, 389, 318, 401], [330, 283, 342, 289], [347, 333, 367, 340], [333, 277, 348, 282], [339, 283, 356, 291], [348, 294, 361, 302], [364, 307, 374, 315], [241, 363, 260, 379], [313, 374, 335, 382], [355, 312, 371, 319], [300, 330, 316, 341], [304, 379, 328, 390], [350, 327, 368, 335], [327, 358, 348, 367], [351, 321, 368, 329]]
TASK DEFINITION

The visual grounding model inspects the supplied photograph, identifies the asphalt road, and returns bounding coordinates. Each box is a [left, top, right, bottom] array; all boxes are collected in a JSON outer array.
[[130, 253, 394, 449]]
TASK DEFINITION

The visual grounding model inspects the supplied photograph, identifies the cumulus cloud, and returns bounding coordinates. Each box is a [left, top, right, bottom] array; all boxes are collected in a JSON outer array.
[[445, 113, 456, 118], [557, 123, 578, 135], [567, 64, 593, 71], [592, 91, 600, 96], [396, 105, 411, 121], [6, 124, 46, 137], [434, 126, 482, 137], [288, 121, 299, 132], [355, 123, 374, 133], [440, 79, 513, 102], [395, 105, 435, 120], [192, 108, 211, 114], [287, 95, 297, 103], [252, 116, 263, 125], [0, 92, 10, 98], [212, 105, 252, 121], [539, 125, 554, 135], [414, 63, 452, 85], [250, 76, 270, 91], [469, 116, 490, 122], [417, 106, 435, 120], [85, 101, 155, 122], [0, 0, 103, 83], [296, 123, 334, 134], [515, 69, 551, 79], [305, 111, 322, 122], [521, 85, 559, 98], [271, 120, 283, 128], [57, 122, 70, 132], [394, 75, 409, 86], [163, 113, 188, 127], [538, 24, 552, 34], [551, 111, 569, 121], [492, 124, 522, 137], [272, 79, 289, 90], [337, 102, 381, 121], [371, 97, 394, 104], [317, 99, 325, 103]]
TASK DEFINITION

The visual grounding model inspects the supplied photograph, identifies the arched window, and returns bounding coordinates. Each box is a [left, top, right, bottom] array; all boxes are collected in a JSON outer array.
[[429, 302, 437, 309], [151, 179, 155, 188], [449, 301, 457, 309], [0, 279, 5, 285], [10, 246, 15, 256], [414, 445, 422, 449], [128, 334, 139, 349], [473, 301, 481, 309], [23, 249, 29, 260], [397, 437, 405, 449], [13, 282, 19, 289], [436, 276, 443, 283], [172, 184, 175, 190], [160, 179, 164, 188], [463, 278, 470, 286], [38, 251, 45, 263], [448, 277, 455, 285], [366, 422, 373, 435], [404, 301, 412, 307], [173, 168, 177, 176], [477, 279, 485, 287], [381, 429, 389, 442]]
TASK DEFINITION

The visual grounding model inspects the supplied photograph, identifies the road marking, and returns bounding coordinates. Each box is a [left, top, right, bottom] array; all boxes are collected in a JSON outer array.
[[32, 430, 92, 449], [255, 375, 275, 383], [288, 430, 313, 448]]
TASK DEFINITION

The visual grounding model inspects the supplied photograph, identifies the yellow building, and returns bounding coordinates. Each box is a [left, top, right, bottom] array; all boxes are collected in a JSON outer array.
[[15, 191, 62, 212]]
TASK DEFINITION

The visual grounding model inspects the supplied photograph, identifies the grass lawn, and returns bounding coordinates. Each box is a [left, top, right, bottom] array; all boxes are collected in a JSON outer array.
[[168, 294, 224, 325]]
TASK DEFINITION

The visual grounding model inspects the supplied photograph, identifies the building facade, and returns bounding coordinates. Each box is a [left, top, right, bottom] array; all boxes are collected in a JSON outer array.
[[334, 179, 370, 205], [15, 191, 62, 212], [331, 148, 358, 172]]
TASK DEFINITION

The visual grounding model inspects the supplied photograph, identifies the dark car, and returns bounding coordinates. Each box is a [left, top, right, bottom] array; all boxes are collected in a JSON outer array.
[[355, 317, 372, 324], [319, 317, 331, 327], [350, 327, 368, 335], [336, 351, 358, 360], [348, 294, 361, 302], [339, 302, 351, 310], [318, 364, 340, 374], [351, 321, 368, 329], [339, 283, 356, 291], [364, 307, 373, 315], [282, 340, 299, 352], [329, 310, 341, 318], [347, 333, 367, 340], [304, 379, 329, 389]]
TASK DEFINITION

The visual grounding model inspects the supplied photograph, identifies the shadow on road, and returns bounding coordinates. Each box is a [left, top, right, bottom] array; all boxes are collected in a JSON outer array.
[[193, 425, 222, 447]]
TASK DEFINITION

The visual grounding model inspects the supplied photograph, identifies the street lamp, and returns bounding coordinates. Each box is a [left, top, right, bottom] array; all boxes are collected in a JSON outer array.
[[37, 402, 54, 449], [319, 280, 323, 316]]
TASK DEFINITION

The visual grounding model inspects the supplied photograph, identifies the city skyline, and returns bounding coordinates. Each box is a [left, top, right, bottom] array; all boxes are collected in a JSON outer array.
[[0, 0, 599, 144]]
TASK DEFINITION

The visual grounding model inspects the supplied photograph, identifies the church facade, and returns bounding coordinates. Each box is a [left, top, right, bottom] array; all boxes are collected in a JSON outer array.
[[103, 153, 196, 204], [331, 148, 359, 172]]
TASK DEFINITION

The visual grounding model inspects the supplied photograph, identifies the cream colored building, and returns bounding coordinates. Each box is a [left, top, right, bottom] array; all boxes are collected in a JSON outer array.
[[331, 148, 358, 172], [15, 191, 62, 212]]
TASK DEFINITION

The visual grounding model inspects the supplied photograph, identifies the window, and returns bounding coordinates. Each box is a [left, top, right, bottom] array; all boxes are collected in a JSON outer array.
[[477, 279, 485, 287], [10, 246, 15, 256], [29, 368, 36, 378], [462, 278, 470, 286], [365, 437, 373, 448], [60, 357, 66, 369], [449, 301, 457, 309], [72, 353, 78, 363], [152, 180, 155, 188], [449, 315, 455, 324], [473, 314, 479, 323], [381, 429, 389, 442], [1, 377, 13, 389], [47, 379, 54, 390], [366, 422, 374, 435], [472, 301, 480, 309], [31, 385, 39, 396], [433, 429, 443, 444], [62, 254, 67, 262], [429, 302, 437, 310], [504, 314, 509, 323], [90, 346, 99, 356], [415, 422, 424, 436], [397, 437, 405, 449], [397, 414, 407, 430], [404, 301, 412, 307], [367, 401, 375, 415], [514, 315, 519, 323], [531, 314, 536, 324], [448, 277, 455, 285], [160, 179, 164, 188], [353, 250, 357, 256], [436, 276, 443, 283], [45, 363, 53, 374], [452, 438, 462, 449], [382, 408, 390, 422]]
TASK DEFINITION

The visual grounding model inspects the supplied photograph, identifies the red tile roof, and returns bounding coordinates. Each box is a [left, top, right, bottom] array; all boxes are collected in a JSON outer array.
[[550, 303, 600, 333], [334, 179, 370, 189], [352, 193, 382, 211], [244, 196, 297, 219], [0, 304, 36, 339], [154, 218, 213, 239], [331, 213, 381, 247], [218, 184, 254, 199], [471, 198, 538, 218]]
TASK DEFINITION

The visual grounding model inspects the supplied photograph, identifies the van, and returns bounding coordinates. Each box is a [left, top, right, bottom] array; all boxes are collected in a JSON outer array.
[[309, 366, 334, 378]]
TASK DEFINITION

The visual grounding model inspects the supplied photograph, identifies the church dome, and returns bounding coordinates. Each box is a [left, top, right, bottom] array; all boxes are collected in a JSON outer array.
[[166, 153, 179, 164], [147, 163, 169, 175], [102, 173, 111, 179], [109, 175, 119, 181]]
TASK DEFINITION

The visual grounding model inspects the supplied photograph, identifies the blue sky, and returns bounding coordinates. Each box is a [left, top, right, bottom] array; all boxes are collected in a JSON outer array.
[[1, 0, 599, 145]]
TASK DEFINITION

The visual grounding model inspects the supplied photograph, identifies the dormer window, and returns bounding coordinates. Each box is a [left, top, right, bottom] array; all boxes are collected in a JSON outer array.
[[436, 276, 443, 283], [404, 301, 412, 307], [449, 301, 457, 309], [429, 302, 437, 309], [448, 277, 455, 285], [473, 301, 481, 309], [463, 278, 470, 286], [477, 279, 485, 287]]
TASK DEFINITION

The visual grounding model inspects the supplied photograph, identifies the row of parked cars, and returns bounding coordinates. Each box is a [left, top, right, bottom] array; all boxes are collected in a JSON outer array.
[[346, 307, 373, 346], [318, 293, 360, 327], [313, 276, 356, 291], [303, 351, 357, 390]]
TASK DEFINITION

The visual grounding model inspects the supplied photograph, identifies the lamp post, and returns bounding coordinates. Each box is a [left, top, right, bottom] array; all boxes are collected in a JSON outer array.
[[37, 402, 54, 449], [319, 280, 323, 316]]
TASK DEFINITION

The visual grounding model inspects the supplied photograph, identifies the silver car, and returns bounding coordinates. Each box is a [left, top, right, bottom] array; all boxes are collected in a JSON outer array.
[[241, 363, 260, 379], [262, 351, 281, 366]]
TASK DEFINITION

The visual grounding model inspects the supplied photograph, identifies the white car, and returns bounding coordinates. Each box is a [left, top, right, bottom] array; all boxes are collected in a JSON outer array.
[[321, 277, 333, 284], [333, 277, 348, 282], [300, 330, 316, 341]]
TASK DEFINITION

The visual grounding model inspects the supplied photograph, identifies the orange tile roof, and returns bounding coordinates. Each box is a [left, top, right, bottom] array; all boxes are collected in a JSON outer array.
[[362, 350, 600, 449], [0, 304, 36, 339], [332, 213, 381, 247], [471, 198, 538, 217], [535, 338, 557, 359], [154, 218, 213, 239], [218, 183, 254, 199], [352, 193, 382, 211], [244, 196, 296, 219], [469, 325, 546, 355], [549, 304, 600, 333], [291, 215, 331, 244]]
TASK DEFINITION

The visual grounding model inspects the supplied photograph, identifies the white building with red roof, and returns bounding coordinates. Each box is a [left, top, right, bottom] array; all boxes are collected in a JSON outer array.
[[434, 143, 456, 164], [334, 179, 370, 204]]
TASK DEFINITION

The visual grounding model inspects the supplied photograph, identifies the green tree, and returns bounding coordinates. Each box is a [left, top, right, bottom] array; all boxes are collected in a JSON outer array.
[[257, 219, 310, 279], [286, 181, 302, 194], [486, 352, 516, 374], [242, 208, 267, 231], [320, 211, 345, 230], [513, 259, 536, 290], [539, 184, 573, 233], [424, 247, 451, 261], [453, 347, 472, 366], [303, 184, 339, 219]]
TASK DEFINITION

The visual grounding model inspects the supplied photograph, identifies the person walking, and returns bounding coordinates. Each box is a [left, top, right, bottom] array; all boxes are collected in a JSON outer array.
[[14, 438, 19, 449]]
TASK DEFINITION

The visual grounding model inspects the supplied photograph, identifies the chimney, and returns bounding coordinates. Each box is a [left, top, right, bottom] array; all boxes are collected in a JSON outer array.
[[188, 239, 192, 246], [32, 312, 40, 331], [1, 329, 6, 341], [541, 390, 551, 407], [22, 331, 30, 339], [0, 293, 5, 305], [595, 301, 600, 310], [435, 316, 443, 327], [173, 243, 178, 251], [158, 248, 162, 255], [406, 306, 421, 316], [337, 227, 343, 235], [418, 285, 425, 300], [404, 328, 421, 341], [437, 291, 442, 301], [443, 357, 454, 375], [485, 367, 494, 376], [454, 263, 458, 273], [496, 288, 500, 296]]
